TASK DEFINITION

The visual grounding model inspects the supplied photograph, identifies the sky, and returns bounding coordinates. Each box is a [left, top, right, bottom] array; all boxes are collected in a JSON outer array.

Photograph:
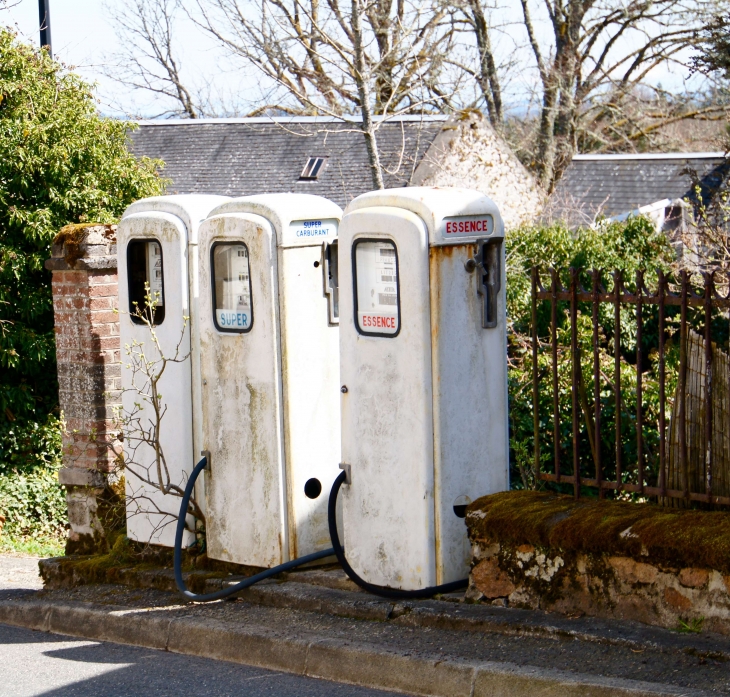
[[0, 0, 702, 120], [3, 0, 123, 109], [0, 0, 235, 117]]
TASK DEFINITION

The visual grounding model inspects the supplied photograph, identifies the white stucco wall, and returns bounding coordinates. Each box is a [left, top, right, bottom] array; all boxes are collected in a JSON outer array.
[[410, 113, 544, 230]]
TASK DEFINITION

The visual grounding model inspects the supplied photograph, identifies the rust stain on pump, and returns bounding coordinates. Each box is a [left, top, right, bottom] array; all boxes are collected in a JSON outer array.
[[430, 244, 455, 258], [429, 244, 473, 344], [429, 249, 441, 343]]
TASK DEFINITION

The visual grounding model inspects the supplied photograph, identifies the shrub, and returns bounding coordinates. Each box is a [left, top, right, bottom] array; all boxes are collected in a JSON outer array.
[[0, 30, 165, 543], [0, 413, 66, 545], [506, 217, 680, 494]]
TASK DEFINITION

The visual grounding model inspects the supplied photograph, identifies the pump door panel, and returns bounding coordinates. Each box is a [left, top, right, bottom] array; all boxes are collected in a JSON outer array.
[[117, 214, 193, 548], [199, 214, 287, 569], [339, 208, 436, 590]]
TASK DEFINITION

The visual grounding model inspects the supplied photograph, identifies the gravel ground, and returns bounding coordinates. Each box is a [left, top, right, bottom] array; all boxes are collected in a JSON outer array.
[[0, 554, 43, 590]]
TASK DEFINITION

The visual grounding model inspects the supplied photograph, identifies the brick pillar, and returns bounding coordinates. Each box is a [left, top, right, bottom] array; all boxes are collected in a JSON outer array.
[[45, 224, 121, 554]]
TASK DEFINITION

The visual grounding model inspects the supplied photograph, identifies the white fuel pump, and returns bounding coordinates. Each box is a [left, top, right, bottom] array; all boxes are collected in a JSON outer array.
[[197, 194, 342, 568], [117, 195, 228, 547], [336, 187, 509, 591]]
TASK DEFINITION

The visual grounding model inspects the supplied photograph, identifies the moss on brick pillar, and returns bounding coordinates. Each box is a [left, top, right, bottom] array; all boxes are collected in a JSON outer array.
[[45, 224, 123, 555]]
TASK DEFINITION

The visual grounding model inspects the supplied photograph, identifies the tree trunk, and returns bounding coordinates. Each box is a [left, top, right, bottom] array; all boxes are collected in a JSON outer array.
[[535, 78, 559, 191], [352, 0, 384, 189], [468, 0, 502, 129]]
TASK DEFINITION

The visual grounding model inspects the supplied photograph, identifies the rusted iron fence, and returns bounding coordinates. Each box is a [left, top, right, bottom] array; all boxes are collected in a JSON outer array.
[[530, 267, 730, 505]]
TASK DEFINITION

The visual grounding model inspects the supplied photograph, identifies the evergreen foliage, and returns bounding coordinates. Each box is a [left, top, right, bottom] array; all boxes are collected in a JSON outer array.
[[693, 14, 730, 79], [0, 30, 164, 543]]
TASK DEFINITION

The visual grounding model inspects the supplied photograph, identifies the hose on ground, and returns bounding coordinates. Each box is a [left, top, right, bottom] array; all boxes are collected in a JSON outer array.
[[174, 456, 335, 602], [327, 470, 468, 599]]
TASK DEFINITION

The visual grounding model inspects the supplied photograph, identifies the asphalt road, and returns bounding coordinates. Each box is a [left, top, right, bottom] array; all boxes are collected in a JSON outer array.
[[0, 623, 408, 697], [0, 555, 403, 697]]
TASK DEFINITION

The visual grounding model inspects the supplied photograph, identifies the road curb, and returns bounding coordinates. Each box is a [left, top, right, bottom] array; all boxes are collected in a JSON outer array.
[[0, 597, 706, 697], [40, 557, 730, 663]]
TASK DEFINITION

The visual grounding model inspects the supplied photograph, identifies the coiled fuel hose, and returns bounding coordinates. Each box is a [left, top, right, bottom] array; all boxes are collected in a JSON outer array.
[[175, 458, 467, 602], [174, 456, 335, 602], [327, 470, 468, 599]]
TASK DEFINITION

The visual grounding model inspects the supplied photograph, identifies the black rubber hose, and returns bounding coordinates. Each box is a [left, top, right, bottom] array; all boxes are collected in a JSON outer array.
[[327, 470, 468, 599], [174, 456, 335, 602]]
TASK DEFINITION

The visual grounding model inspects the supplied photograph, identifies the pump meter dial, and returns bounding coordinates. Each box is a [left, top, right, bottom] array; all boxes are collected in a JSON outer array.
[[211, 242, 253, 333], [353, 239, 400, 337], [127, 239, 165, 325]]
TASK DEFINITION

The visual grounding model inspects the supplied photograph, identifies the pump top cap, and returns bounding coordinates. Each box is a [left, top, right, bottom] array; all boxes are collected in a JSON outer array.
[[344, 187, 504, 246], [122, 195, 231, 245], [209, 193, 342, 249]]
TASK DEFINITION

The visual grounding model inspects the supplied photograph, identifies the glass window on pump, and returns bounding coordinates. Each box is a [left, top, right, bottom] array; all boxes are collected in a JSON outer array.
[[212, 243, 253, 333], [127, 239, 165, 325], [353, 239, 400, 337]]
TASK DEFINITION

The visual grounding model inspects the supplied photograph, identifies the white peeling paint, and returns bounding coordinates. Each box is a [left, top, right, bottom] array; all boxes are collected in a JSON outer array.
[[338, 187, 509, 590], [117, 196, 228, 547]]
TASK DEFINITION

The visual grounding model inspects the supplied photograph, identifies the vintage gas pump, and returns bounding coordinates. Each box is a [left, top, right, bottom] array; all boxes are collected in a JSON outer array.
[[197, 194, 342, 569], [117, 195, 228, 547], [335, 187, 508, 591]]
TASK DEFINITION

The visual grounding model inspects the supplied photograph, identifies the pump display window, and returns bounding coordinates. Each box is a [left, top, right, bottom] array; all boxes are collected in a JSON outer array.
[[353, 239, 400, 337], [127, 239, 165, 325], [211, 242, 254, 333]]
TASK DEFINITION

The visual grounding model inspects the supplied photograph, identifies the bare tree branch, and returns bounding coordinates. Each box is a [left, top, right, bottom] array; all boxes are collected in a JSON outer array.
[[190, 0, 463, 188], [64, 287, 206, 542], [459, 0, 730, 192], [103, 0, 212, 118]]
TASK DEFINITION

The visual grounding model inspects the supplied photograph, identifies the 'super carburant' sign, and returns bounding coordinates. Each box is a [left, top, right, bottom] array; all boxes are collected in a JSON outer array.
[[289, 218, 338, 239]]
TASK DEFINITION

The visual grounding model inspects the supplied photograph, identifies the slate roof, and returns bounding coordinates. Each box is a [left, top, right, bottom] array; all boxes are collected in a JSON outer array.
[[553, 153, 730, 218], [128, 116, 447, 209]]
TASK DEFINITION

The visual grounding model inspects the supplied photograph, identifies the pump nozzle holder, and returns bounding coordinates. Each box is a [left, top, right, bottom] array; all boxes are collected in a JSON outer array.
[[339, 463, 352, 485]]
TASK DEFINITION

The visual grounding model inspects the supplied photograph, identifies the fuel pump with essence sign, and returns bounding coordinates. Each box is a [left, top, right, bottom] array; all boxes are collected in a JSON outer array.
[[117, 195, 229, 548], [195, 194, 342, 571], [331, 187, 509, 594]]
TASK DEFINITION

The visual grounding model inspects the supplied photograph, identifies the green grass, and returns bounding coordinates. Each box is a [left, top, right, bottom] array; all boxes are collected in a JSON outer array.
[[0, 533, 65, 558], [676, 617, 705, 634]]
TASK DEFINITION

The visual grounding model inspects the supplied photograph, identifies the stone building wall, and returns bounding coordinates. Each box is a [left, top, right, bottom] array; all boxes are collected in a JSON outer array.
[[411, 113, 545, 230]]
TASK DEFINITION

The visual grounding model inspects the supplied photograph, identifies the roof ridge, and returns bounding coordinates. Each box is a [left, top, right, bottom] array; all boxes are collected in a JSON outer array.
[[573, 152, 728, 161], [135, 115, 450, 126]]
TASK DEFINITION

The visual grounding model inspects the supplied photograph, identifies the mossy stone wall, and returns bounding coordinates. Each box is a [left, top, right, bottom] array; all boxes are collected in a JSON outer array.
[[466, 492, 730, 633]]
